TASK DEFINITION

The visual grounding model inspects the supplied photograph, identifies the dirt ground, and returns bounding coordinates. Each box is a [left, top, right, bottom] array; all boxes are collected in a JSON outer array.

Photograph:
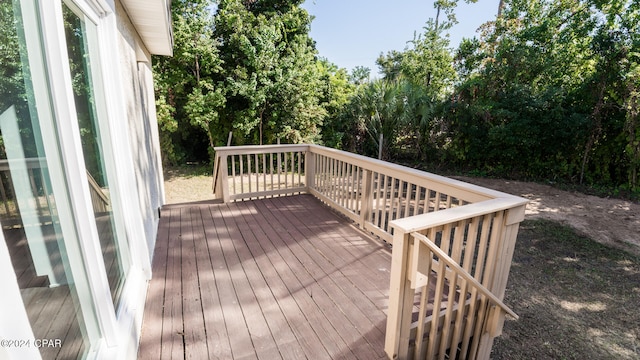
[[454, 176, 640, 257]]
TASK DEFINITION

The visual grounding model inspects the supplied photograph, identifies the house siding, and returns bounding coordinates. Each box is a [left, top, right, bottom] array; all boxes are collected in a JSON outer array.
[[115, 0, 165, 261]]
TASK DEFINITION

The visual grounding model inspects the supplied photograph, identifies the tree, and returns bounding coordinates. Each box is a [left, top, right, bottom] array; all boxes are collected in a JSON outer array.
[[444, 0, 639, 192], [316, 58, 356, 149], [210, 0, 324, 146], [153, 0, 221, 164]]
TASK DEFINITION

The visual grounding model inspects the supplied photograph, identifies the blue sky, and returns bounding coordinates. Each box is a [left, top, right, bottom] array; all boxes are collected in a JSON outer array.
[[301, 1, 498, 76]]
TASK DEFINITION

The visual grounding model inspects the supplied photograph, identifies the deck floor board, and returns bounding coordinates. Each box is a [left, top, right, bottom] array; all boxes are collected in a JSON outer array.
[[138, 194, 391, 360]]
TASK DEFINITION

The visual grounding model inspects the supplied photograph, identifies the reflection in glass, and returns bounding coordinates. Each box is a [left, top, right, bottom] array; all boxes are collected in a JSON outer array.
[[0, 0, 89, 358], [62, 2, 129, 306]]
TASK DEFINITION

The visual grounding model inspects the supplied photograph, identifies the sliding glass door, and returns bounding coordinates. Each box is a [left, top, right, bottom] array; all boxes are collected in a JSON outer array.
[[61, 0, 132, 307], [0, 0, 101, 357]]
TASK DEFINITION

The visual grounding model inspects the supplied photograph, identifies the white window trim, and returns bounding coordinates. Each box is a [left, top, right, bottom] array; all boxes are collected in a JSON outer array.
[[80, 2, 156, 354], [39, 0, 156, 354], [88, 0, 153, 280], [19, 0, 108, 355], [37, 0, 120, 348]]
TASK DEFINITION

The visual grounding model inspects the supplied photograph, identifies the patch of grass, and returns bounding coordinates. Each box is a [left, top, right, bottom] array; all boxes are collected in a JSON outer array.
[[492, 219, 640, 360], [164, 163, 212, 181]]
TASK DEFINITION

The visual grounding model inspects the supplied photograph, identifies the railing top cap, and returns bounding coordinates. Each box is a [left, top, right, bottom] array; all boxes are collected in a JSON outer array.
[[213, 143, 528, 204]]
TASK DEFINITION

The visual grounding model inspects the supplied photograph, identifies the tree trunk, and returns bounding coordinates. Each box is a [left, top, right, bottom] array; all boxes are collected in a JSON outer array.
[[497, 0, 505, 18], [580, 81, 606, 184], [259, 108, 264, 145]]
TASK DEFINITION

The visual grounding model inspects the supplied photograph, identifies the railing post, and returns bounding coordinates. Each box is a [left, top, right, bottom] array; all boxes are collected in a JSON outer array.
[[359, 169, 373, 229], [219, 153, 230, 203], [305, 148, 315, 191], [385, 229, 414, 360], [476, 204, 526, 359]]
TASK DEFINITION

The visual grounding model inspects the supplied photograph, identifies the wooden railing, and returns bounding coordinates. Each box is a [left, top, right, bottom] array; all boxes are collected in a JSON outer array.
[[86, 171, 111, 214], [213, 144, 307, 202], [212, 144, 528, 360], [0, 158, 52, 224], [0, 158, 111, 224]]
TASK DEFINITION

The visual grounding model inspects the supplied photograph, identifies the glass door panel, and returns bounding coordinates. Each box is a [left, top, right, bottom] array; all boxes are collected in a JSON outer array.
[[0, 0, 99, 357], [62, 1, 131, 307]]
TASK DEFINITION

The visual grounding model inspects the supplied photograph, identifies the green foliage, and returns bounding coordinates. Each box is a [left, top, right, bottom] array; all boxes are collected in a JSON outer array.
[[0, 0, 38, 159], [316, 58, 356, 149], [210, 0, 324, 146], [151, 0, 639, 197], [153, 0, 220, 165], [432, 0, 640, 194]]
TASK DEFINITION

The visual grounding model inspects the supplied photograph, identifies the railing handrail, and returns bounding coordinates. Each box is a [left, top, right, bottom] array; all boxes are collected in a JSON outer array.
[[390, 197, 528, 234], [307, 144, 506, 203], [213, 144, 524, 205], [412, 232, 519, 319], [0, 157, 47, 171], [86, 171, 110, 208], [214, 144, 309, 156]]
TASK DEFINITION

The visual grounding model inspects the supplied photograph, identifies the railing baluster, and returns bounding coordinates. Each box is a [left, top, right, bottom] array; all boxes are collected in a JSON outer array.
[[277, 151, 282, 190], [422, 188, 430, 214], [254, 153, 259, 196], [386, 178, 398, 232], [413, 240, 433, 359], [262, 153, 267, 192], [320, 155, 329, 196], [427, 242, 447, 359], [297, 151, 302, 190], [373, 174, 382, 228], [0, 172, 12, 215], [283, 152, 289, 192], [289, 152, 294, 190], [229, 155, 236, 196], [403, 181, 411, 219], [347, 163, 352, 208], [247, 154, 250, 193], [330, 157, 336, 201], [355, 166, 362, 216]]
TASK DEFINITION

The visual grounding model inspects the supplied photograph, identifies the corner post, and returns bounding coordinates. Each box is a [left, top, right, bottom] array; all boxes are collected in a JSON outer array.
[[305, 148, 315, 192], [476, 204, 526, 359], [385, 229, 414, 360], [219, 153, 230, 203]]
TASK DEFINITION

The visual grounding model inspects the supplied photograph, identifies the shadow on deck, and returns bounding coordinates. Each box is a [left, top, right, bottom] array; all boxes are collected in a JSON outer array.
[[138, 194, 392, 360]]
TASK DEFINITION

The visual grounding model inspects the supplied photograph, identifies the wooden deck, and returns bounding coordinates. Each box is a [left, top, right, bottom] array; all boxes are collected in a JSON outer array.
[[2, 225, 86, 359], [138, 194, 393, 360]]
